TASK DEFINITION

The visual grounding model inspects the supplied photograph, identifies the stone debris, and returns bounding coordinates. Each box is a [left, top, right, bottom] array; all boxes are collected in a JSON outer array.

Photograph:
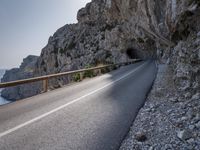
[[135, 132, 147, 142], [177, 130, 192, 141], [120, 64, 200, 150]]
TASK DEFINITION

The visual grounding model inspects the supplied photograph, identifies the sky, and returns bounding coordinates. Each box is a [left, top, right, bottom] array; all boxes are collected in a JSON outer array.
[[0, 0, 91, 69]]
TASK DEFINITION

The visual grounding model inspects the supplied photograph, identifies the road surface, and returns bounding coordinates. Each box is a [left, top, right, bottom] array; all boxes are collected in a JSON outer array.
[[0, 60, 157, 150]]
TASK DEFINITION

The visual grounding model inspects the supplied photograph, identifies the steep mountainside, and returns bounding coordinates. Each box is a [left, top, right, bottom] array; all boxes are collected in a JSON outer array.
[[2, 0, 200, 100], [1, 55, 40, 100]]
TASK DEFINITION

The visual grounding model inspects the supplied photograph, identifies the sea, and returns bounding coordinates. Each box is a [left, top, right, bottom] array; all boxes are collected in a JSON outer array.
[[0, 69, 10, 105]]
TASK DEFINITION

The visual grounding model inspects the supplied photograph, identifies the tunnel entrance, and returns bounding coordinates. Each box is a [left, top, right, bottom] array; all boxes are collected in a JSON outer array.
[[126, 48, 142, 59]]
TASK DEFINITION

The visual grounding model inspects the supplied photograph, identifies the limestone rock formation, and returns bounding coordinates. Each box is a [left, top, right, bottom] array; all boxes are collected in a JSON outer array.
[[1, 55, 40, 101], [2, 0, 200, 100]]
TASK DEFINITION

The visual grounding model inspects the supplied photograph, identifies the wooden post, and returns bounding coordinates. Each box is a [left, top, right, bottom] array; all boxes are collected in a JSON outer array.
[[80, 72, 83, 81], [98, 69, 101, 75], [43, 79, 48, 93]]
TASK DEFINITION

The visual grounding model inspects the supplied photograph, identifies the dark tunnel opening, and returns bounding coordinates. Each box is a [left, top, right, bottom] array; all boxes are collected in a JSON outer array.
[[126, 48, 142, 59]]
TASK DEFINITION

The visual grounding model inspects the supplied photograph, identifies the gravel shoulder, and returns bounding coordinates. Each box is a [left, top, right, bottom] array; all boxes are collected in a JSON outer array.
[[120, 64, 200, 150]]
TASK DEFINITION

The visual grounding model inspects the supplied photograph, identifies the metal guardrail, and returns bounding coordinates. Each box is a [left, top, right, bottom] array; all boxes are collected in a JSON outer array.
[[0, 59, 141, 92]]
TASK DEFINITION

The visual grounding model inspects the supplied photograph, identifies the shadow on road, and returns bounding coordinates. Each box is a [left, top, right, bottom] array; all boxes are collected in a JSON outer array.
[[72, 60, 157, 150]]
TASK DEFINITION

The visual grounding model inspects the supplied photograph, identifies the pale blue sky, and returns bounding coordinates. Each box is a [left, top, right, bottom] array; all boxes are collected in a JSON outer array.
[[0, 0, 91, 69]]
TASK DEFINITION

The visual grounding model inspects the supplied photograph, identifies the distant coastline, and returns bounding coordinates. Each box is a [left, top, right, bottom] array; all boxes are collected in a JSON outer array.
[[0, 69, 10, 105]]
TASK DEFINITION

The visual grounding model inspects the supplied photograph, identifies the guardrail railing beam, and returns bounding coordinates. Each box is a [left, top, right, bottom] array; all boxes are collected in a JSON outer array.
[[0, 59, 141, 91], [80, 72, 84, 81]]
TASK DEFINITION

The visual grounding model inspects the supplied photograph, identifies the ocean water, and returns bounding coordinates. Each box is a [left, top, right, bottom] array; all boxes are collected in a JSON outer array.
[[0, 70, 10, 105]]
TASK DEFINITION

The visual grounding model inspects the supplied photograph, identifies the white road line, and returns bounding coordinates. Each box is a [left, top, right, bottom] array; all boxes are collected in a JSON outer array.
[[0, 62, 148, 138]]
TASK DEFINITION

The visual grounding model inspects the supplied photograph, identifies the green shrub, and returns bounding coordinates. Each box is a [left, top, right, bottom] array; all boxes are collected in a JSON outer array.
[[72, 73, 81, 82], [137, 38, 145, 43], [84, 64, 95, 78]]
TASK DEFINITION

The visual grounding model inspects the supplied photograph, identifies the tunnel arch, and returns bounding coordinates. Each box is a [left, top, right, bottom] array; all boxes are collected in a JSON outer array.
[[126, 48, 143, 59]]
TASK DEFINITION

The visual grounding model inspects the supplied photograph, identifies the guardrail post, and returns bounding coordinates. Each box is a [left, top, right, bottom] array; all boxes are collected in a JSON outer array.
[[43, 79, 48, 93], [80, 72, 83, 81], [98, 69, 101, 75]]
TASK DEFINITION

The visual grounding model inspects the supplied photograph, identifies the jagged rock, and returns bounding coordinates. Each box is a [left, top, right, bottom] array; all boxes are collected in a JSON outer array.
[[197, 31, 200, 37], [195, 113, 200, 121], [184, 92, 192, 99], [135, 132, 147, 142], [1, 55, 41, 101], [192, 93, 200, 100], [177, 130, 192, 140], [189, 125, 195, 130], [196, 121, 200, 128]]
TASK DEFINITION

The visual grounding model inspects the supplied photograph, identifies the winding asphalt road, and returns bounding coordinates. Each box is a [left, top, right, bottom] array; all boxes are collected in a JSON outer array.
[[0, 60, 157, 150]]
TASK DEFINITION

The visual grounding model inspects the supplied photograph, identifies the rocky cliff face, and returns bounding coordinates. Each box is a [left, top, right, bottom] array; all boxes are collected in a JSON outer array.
[[2, 0, 200, 100], [1, 55, 40, 101]]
